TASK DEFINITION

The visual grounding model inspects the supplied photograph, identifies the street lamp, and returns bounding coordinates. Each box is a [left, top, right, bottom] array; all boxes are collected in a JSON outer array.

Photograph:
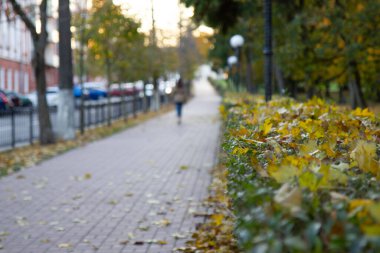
[[263, 0, 272, 102], [227, 56, 238, 90], [227, 55, 238, 66], [230, 34, 244, 91]]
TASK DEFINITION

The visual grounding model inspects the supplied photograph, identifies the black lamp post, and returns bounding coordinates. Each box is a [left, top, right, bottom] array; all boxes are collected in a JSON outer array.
[[264, 0, 272, 102], [230, 34, 244, 91]]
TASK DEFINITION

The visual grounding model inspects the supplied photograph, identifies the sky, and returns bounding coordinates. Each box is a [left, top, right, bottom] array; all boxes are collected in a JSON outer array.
[[112, 0, 199, 46]]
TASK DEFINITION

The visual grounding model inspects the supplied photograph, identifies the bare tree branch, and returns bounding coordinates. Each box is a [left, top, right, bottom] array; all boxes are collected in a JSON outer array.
[[7, 0, 38, 41], [39, 0, 48, 47]]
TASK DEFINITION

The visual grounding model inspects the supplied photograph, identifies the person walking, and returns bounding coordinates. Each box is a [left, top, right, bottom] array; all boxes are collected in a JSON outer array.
[[174, 78, 186, 125]]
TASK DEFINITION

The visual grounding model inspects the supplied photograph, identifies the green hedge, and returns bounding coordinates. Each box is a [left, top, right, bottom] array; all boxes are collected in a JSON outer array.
[[208, 78, 231, 95], [222, 94, 380, 253]]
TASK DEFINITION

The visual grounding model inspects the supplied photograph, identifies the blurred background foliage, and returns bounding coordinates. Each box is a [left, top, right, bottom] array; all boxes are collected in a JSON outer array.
[[182, 0, 380, 108], [71, 0, 211, 85]]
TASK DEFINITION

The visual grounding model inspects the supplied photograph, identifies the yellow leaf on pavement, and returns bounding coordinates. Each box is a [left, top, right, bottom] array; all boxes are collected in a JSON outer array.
[[58, 243, 72, 248], [211, 214, 224, 226], [84, 173, 92, 179]]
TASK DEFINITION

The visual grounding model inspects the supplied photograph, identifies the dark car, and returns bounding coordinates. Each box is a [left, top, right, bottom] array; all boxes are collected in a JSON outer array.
[[1, 90, 20, 107], [109, 83, 138, 97], [5, 91, 32, 107], [0, 90, 13, 110]]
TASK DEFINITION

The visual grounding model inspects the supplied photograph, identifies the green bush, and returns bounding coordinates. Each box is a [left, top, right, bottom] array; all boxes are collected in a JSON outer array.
[[222, 94, 380, 252]]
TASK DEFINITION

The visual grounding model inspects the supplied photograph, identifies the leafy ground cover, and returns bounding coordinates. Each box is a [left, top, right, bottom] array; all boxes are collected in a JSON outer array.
[[0, 106, 173, 178], [175, 163, 239, 253], [222, 93, 380, 252]]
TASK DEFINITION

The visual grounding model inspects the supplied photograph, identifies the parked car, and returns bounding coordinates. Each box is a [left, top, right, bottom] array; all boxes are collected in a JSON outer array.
[[0, 90, 13, 110], [109, 83, 139, 97], [4, 91, 32, 107], [26, 86, 59, 107], [2, 90, 21, 107], [73, 82, 107, 100]]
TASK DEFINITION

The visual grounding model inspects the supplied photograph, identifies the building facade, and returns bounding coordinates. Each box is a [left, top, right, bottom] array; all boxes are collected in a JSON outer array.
[[0, 0, 59, 94]]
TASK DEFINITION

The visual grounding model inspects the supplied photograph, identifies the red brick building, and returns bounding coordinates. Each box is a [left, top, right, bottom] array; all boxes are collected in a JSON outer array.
[[0, 0, 59, 94]]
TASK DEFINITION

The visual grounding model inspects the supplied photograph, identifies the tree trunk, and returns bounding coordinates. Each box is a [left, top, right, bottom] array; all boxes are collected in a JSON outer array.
[[34, 47, 55, 144], [338, 85, 346, 104], [348, 61, 367, 108], [324, 83, 331, 98], [57, 0, 75, 140], [353, 63, 367, 108], [274, 63, 285, 95], [307, 84, 315, 99], [348, 80, 358, 109], [288, 78, 297, 99]]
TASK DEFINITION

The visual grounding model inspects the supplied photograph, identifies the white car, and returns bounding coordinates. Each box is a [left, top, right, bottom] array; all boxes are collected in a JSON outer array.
[[26, 87, 59, 107]]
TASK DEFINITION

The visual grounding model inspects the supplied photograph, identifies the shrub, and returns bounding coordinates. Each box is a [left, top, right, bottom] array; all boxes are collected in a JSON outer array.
[[222, 95, 380, 253]]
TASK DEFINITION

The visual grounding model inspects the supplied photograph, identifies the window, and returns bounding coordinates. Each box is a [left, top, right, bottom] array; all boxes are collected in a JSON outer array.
[[24, 73, 29, 93], [0, 66, 4, 89], [14, 70, 19, 92], [7, 69, 12, 90]]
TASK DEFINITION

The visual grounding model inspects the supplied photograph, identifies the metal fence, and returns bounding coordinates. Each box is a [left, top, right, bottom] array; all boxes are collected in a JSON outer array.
[[0, 94, 170, 150]]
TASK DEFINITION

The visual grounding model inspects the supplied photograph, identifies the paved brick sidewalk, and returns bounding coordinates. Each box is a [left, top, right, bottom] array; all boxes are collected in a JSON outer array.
[[0, 79, 221, 253]]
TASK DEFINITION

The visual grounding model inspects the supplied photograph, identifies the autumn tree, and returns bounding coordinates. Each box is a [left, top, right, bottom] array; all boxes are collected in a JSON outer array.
[[85, 0, 142, 124], [7, 0, 55, 144]]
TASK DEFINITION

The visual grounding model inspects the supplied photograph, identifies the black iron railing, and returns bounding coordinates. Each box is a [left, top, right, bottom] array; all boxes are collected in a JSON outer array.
[[0, 94, 170, 150]]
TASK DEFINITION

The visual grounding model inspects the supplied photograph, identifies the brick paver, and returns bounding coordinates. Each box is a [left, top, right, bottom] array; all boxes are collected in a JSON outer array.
[[0, 78, 221, 253]]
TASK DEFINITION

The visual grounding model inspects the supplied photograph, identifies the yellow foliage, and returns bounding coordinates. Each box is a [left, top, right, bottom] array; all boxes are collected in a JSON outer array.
[[356, 3, 364, 11], [321, 142, 336, 158], [350, 141, 380, 177], [274, 184, 302, 213], [298, 170, 321, 191], [368, 203, 380, 223], [299, 140, 319, 156], [262, 118, 273, 136], [349, 199, 374, 211], [232, 147, 249, 155], [351, 108, 375, 120], [338, 39, 345, 49], [322, 17, 331, 26], [219, 105, 227, 119], [291, 127, 301, 138], [268, 163, 299, 183], [299, 120, 313, 133], [361, 225, 380, 236], [211, 214, 224, 226]]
